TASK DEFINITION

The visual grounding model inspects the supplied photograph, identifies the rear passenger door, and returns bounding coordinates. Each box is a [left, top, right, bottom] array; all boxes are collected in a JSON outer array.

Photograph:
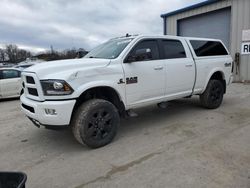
[[160, 39, 195, 96]]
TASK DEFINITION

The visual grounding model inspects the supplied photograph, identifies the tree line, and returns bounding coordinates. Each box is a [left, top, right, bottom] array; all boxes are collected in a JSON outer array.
[[0, 44, 88, 64], [0, 44, 31, 64]]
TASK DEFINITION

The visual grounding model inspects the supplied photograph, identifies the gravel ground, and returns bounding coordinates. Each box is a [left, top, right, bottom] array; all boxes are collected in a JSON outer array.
[[0, 83, 249, 188]]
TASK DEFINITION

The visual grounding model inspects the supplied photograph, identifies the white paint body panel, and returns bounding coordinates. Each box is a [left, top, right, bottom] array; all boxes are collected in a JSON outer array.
[[122, 59, 166, 106], [20, 35, 233, 126]]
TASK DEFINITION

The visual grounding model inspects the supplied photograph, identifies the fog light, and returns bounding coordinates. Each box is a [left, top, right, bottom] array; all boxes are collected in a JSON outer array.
[[45, 109, 57, 115]]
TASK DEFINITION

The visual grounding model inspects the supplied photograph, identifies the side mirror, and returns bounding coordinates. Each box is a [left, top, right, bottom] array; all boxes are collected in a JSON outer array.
[[0, 172, 27, 188], [125, 48, 152, 63]]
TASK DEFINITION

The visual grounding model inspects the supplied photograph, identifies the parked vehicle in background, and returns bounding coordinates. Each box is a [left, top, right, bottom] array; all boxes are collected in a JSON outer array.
[[20, 35, 233, 148], [0, 68, 22, 99], [15, 58, 45, 70], [0, 63, 13, 68], [14, 63, 34, 71]]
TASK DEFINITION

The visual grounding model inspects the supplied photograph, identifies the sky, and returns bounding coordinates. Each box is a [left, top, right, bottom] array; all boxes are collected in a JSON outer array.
[[0, 0, 204, 53]]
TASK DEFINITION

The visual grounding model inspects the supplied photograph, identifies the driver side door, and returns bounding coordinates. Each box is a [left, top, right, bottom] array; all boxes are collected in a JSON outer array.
[[122, 39, 166, 107]]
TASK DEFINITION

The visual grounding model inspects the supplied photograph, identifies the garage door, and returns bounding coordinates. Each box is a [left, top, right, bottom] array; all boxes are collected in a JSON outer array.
[[178, 8, 231, 49]]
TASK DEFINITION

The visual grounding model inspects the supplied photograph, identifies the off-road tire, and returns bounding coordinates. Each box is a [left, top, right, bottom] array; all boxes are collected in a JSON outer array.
[[71, 99, 120, 148], [200, 79, 224, 109]]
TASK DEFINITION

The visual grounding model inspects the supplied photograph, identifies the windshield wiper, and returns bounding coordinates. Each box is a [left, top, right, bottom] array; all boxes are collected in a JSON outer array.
[[87, 56, 103, 59]]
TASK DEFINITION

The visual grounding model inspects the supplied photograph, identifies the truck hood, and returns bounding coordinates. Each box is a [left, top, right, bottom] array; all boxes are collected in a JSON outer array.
[[24, 58, 111, 79]]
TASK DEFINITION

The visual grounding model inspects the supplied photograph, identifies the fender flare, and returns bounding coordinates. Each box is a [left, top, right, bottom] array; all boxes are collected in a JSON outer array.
[[202, 68, 225, 93], [72, 81, 126, 105]]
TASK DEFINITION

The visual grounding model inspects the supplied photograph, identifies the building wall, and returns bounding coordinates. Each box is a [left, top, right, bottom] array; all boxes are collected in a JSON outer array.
[[231, 0, 250, 81], [177, 7, 231, 49], [165, 0, 250, 81]]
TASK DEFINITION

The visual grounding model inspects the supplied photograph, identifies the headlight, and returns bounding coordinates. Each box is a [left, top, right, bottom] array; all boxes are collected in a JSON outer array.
[[40, 80, 74, 96]]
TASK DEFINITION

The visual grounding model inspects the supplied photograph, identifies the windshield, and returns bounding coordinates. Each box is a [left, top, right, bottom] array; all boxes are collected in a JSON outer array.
[[85, 38, 133, 59]]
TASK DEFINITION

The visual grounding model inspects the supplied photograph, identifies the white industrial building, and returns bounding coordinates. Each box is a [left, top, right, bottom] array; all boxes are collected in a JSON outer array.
[[161, 0, 250, 81]]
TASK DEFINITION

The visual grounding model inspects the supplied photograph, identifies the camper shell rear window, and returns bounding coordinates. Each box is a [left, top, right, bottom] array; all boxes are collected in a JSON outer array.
[[190, 40, 228, 57]]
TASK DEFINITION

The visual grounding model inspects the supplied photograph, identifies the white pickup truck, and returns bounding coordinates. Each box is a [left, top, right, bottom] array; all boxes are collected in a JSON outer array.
[[20, 35, 233, 148]]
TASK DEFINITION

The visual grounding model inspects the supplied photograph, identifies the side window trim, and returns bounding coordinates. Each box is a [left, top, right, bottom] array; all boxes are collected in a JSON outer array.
[[124, 39, 160, 63]]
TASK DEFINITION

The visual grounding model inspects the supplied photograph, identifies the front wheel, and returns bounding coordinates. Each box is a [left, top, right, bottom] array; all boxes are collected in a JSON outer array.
[[71, 99, 120, 148], [200, 80, 224, 109]]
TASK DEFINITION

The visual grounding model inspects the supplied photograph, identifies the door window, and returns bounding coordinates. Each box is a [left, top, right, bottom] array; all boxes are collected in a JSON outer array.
[[127, 40, 160, 62], [161, 40, 186, 59], [1, 70, 20, 79]]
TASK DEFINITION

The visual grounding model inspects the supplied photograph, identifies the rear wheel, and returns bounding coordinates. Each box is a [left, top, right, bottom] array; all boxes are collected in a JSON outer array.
[[200, 80, 224, 109], [71, 99, 120, 148]]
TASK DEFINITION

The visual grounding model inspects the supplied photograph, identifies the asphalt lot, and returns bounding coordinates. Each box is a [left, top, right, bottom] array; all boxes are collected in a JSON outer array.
[[0, 83, 250, 188]]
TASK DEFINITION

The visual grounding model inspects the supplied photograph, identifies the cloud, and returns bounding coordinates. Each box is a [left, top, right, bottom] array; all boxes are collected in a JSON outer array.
[[0, 0, 204, 53]]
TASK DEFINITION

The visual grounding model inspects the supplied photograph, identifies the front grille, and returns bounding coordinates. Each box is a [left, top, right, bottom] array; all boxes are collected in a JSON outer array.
[[22, 73, 43, 101], [28, 88, 38, 96], [26, 76, 35, 84], [22, 103, 35, 113]]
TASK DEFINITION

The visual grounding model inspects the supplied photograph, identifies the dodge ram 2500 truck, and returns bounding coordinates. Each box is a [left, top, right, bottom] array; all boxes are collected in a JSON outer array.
[[20, 35, 233, 148]]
